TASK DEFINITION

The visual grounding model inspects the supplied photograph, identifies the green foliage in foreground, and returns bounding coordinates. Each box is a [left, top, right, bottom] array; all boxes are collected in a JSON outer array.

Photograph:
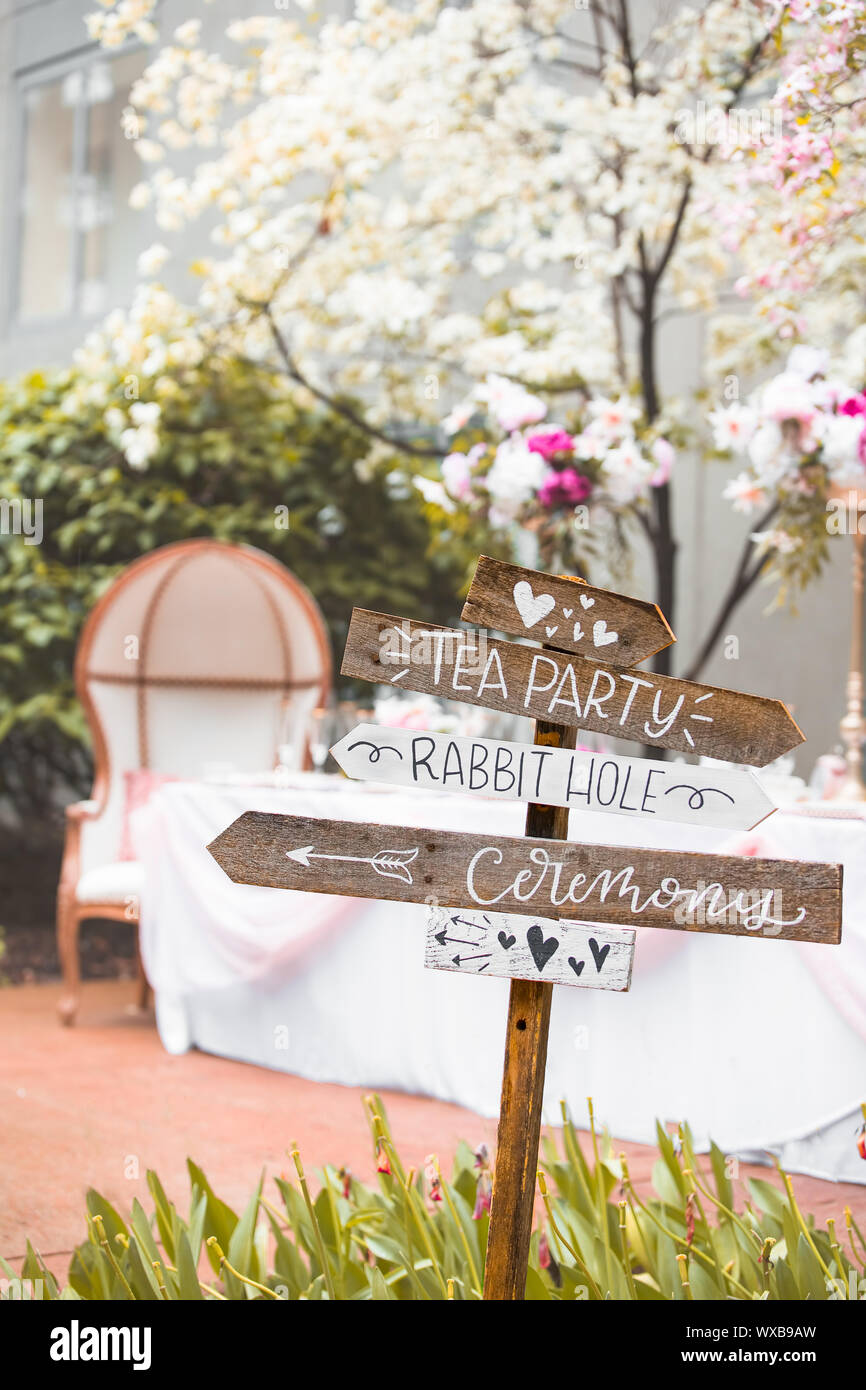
[[3, 1098, 864, 1301]]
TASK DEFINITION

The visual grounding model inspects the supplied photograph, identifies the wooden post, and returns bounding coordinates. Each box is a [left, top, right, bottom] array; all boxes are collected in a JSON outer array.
[[483, 716, 577, 1301]]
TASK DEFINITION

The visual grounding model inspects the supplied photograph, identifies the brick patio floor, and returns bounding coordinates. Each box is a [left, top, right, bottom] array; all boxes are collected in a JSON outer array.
[[2, 979, 864, 1278]]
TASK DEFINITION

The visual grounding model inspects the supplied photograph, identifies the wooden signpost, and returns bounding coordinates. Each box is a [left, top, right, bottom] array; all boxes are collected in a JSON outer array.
[[209, 809, 841, 942], [207, 553, 844, 1302], [462, 554, 675, 665], [330, 724, 776, 830], [340, 609, 804, 765]]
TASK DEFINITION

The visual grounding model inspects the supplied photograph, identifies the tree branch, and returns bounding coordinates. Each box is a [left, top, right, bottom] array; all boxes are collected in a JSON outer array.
[[682, 503, 779, 681], [262, 306, 441, 459]]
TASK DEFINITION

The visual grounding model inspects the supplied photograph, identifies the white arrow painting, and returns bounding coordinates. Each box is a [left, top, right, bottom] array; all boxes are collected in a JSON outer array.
[[286, 844, 419, 885]]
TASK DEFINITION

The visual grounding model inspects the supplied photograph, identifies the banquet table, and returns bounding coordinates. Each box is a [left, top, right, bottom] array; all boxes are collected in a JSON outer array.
[[133, 775, 866, 1183]]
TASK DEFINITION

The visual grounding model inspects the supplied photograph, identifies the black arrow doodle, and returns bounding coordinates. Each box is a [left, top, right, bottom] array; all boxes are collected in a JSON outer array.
[[450, 914, 489, 934], [435, 930, 482, 947], [451, 952, 493, 967]]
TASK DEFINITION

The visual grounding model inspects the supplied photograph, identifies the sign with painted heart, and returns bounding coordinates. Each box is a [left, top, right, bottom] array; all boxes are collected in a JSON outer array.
[[206, 548, 843, 1304], [330, 724, 776, 830], [425, 908, 635, 991], [207, 810, 843, 944], [462, 555, 675, 666], [340, 609, 805, 766]]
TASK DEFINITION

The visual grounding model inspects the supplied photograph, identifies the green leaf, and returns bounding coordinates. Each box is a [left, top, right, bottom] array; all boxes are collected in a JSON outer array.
[[174, 1232, 205, 1300], [367, 1267, 394, 1300], [795, 1233, 829, 1301], [185, 1161, 238, 1275], [747, 1178, 788, 1224]]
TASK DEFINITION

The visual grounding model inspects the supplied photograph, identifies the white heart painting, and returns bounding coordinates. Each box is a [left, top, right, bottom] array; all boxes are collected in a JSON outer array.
[[580, 594, 595, 610], [513, 581, 555, 629], [593, 620, 618, 647]]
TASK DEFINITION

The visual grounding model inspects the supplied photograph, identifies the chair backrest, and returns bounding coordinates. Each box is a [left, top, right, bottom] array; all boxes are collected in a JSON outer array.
[[76, 539, 332, 869]]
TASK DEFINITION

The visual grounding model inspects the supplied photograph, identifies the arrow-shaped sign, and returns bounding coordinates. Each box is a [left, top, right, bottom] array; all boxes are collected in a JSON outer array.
[[331, 724, 776, 830], [208, 811, 842, 944], [340, 610, 804, 767], [461, 555, 675, 666], [426, 907, 636, 991]]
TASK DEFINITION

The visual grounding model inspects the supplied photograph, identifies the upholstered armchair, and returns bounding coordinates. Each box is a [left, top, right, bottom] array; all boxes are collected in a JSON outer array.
[[57, 539, 332, 1024]]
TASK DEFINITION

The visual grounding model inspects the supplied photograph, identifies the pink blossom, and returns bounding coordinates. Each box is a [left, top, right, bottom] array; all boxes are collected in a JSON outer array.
[[526, 429, 575, 460], [731, 833, 771, 858], [478, 374, 547, 432], [441, 451, 473, 499], [537, 468, 592, 509], [840, 393, 866, 418], [723, 472, 767, 514], [649, 438, 675, 486], [760, 371, 818, 426], [472, 1173, 492, 1220]]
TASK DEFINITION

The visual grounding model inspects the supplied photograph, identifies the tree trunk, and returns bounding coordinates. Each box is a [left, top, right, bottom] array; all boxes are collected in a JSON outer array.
[[638, 274, 677, 678]]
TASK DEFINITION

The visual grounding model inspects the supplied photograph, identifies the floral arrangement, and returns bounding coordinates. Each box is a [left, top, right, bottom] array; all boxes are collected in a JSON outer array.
[[415, 375, 675, 572], [712, 345, 866, 590]]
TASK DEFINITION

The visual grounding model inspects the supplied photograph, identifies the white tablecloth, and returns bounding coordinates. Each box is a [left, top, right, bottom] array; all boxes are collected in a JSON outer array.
[[133, 777, 866, 1183]]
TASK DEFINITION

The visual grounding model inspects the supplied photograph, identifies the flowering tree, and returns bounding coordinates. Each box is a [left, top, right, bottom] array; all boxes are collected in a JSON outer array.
[[711, 1, 866, 352], [82, 0, 866, 677]]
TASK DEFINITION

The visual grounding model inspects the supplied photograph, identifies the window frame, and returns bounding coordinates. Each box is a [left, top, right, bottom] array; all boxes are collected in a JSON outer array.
[[11, 39, 144, 330]]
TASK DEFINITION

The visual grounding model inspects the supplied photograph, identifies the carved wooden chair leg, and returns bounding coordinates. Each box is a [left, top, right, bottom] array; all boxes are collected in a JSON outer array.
[[134, 933, 151, 1013], [56, 898, 81, 1027]]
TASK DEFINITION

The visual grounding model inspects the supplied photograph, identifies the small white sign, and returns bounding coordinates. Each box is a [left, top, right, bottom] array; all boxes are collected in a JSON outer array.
[[331, 724, 775, 830], [425, 907, 635, 992]]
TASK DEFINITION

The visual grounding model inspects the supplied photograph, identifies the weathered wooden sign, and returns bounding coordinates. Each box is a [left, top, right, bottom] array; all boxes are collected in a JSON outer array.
[[462, 555, 675, 666], [207, 811, 842, 943], [330, 724, 776, 830], [340, 610, 804, 766], [208, 550, 842, 1303], [425, 907, 635, 992]]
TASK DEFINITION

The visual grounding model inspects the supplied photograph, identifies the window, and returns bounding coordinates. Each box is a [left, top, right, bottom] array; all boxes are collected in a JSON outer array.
[[16, 48, 147, 324]]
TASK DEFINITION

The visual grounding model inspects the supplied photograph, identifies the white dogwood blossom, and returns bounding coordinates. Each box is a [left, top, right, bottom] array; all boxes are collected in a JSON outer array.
[[87, 0, 795, 433]]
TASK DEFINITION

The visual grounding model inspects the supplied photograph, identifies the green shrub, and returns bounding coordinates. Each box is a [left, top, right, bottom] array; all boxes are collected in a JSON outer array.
[[0, 363, 490, 822], [2, 1098, 862, 1301]]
